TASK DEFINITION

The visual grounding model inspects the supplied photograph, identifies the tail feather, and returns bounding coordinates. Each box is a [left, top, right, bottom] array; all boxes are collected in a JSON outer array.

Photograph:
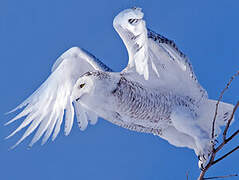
[[199, 99, 234, 137]]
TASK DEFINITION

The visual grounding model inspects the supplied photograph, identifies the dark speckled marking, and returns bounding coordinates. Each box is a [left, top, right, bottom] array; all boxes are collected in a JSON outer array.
[[112, 75, 198, 126]]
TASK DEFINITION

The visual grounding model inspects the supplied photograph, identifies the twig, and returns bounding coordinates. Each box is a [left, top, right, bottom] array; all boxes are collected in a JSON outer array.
[[214, 101, 239, 154], [223, 101, 239, 140], [204, 174, 238, 179], [212, 145, 239, 165], [212, 71, 239, 139], [225, 129, 239, 144], [197, 71, 239, 180], [212, 101, 239, 155], [198, 103, 239, 180], [197, 150, 217, 180]]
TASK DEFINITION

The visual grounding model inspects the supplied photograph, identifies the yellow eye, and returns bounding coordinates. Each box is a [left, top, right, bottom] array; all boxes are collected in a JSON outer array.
[[79, 83, 85, 89]]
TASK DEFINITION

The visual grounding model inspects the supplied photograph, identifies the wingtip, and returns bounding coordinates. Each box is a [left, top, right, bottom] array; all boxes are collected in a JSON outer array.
[[64, 131, 70, 136], [4, 135, 10, 140], [41, 141, 46, 146], [7, 142, 19, 151], [27, 145, 32, 150], [9, 143, 19, 150], [4, 121, 10, 126], [4, 118, 16, 126], [4, 117, 17, 126], [5, 132, 15, 140], [5, 111, 12, 116], [5, 108, 16, 116], [51, 133, 58, 141], [41, 137, 48, 146], [8, 147, 14, 151], [28, 143, 34, 148], [28, 140, 36, 148], [5, 101, 28, 115], [51, 136, 56, 142]]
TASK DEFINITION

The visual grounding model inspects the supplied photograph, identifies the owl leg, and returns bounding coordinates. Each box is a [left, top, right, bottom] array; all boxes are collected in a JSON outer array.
[[171, 107, 213, 169]]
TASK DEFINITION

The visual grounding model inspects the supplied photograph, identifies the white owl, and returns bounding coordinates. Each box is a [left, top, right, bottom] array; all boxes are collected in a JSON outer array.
[[6, 8, 234, 169]]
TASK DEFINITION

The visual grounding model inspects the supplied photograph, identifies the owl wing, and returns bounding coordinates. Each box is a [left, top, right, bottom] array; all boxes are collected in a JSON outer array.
[[113, 8, 207, 101], [6, 47, 112, 148]]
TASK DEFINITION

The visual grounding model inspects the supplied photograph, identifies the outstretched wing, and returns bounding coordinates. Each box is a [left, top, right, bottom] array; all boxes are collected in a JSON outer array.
[[6, 47, 112, 148], [113, 8, 207, 101], [146, 29, 208, 100]]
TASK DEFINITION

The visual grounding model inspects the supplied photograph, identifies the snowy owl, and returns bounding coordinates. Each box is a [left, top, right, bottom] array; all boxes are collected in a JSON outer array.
[[6, 7, 234, 169]]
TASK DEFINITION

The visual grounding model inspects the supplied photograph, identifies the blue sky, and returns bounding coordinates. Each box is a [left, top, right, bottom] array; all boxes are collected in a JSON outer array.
[[1, 0, 239, 179]]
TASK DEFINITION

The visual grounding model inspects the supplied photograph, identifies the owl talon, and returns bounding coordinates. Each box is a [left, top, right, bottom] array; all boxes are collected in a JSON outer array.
[[198, 159, 206, 171], [200, 163, 205, 171]]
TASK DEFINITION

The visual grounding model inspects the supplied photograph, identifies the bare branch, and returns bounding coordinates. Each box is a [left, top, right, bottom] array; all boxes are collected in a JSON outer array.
[[197, 151, 217, 180], [212, 71, 239, 139], [212, 145, 239, 165], [225, 129, 239, 144], [223, 101, 239, 140], [204, 174, 238, 179], [198, 102, 239, 180], [197, 71, 239, 180], [212, 102, 239, 155]]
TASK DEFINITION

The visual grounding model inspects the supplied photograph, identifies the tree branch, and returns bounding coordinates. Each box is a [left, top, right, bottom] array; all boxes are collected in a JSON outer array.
[[204, 174, 238, 179], [212, 71, 239, 139], [225, 129, 239, 144], [197, 71, 239, 180], [198, 103, 239, 180], [223, 101, 239, 140], [212, 145, 239, 165]]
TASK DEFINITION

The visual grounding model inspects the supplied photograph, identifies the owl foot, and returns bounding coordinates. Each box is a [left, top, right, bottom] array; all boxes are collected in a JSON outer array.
[[197, 150, 211, 170]]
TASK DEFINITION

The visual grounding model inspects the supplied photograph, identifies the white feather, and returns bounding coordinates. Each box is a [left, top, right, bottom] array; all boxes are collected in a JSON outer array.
[[73, 101, 88, 131], [41, 111, 58, 145], [64, 98, 75, 136], [87, 110, 98, 125], [6, 47, 109, 148], [6, 9, 235, 172], [52, 109, 64, 141]]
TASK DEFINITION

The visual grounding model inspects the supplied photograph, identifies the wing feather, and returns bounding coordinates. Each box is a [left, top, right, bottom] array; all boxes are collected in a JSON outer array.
[[52, 109, 64, 141], [87, 110, 98, 125], [73, 101, 89, 131], [113, 8, 207, 102], [41, 111, 58, 145], [6, 47, 111, 148], [64, 98, 75, 136]]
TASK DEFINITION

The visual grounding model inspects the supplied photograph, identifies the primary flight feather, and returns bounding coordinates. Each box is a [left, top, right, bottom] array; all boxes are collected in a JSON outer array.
[[6, 7, 234, 169]]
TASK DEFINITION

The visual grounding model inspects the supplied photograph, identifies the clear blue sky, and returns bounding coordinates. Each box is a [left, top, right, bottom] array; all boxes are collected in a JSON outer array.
[[1, 0, 239, 179]]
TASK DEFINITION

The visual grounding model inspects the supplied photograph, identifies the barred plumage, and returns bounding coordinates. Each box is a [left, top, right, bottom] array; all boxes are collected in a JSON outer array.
[[6, 7, 234, 170]]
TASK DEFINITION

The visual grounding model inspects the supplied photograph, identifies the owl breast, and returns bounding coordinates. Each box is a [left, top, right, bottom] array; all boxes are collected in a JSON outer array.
[[112, 76, 198, 128]]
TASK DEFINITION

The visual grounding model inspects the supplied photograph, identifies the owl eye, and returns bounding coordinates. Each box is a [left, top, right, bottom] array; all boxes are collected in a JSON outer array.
[[79, 83, 85, 89]]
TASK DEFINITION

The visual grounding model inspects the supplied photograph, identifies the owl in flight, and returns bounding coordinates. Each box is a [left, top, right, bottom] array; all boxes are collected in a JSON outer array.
[[6, 8, 234, 169]]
